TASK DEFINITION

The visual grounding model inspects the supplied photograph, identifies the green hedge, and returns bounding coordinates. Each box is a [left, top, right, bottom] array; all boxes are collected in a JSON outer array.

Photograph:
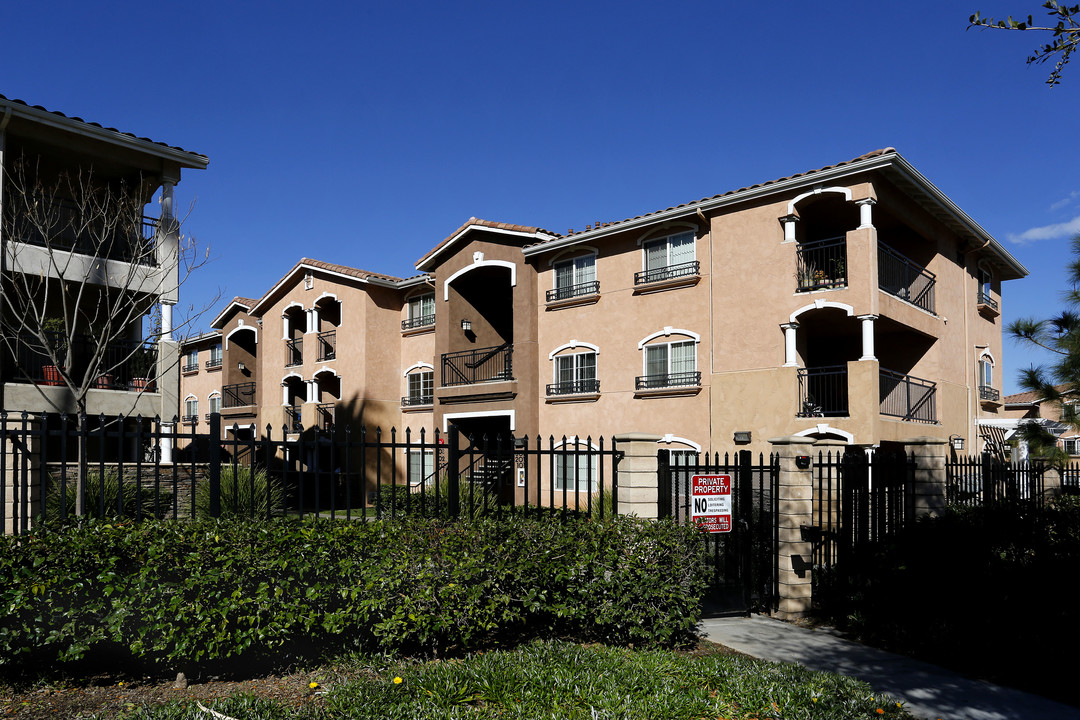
[[0, 514, 707, 675]]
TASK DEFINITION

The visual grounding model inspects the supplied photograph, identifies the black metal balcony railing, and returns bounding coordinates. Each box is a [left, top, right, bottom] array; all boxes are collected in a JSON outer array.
[[980, 385, 1001, 402], [402, 313, 435, 331], [880, 368, 937, 423], [634, 261, 699, 286], [317, 330, 336, 361], [182, 414, 198, 424], [977, 289, 999, 311], [285, 337, 303, 367], [222, 382, 256, 408], [795, 237, 847, 292], [547, 379, 601, 396], [401, 394, 434, 407], [317, 403, 335, 431], [878, 244, 936, 314], [285, 405, 302, 433], [442, 343, 513, 387], [547, 280, 600, 302], [797, 365, 849, 417], [205, 356, 223, 369], [635, 371, 701, 390], [7, 332, 157, 391], [182, 360, 199, 373]]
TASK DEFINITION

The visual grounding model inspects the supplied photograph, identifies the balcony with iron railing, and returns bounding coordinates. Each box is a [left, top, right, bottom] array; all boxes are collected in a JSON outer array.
[[5, 332, 158, 391], [182, 414, 198, 424], [878, 244, 936, 314], [285, 337, 303, 367], [634, 261, 699, 287], [317, 403, 335, 431], [977, 288, 999, 318], [795, 237, 847, 292], [402, 313, 435, 331], [980, 385, 1000, 402], [547, 280, 600, 303], [222, 382, 256, 409], [880, 368, 937, 423], [547, 378, 601, 396], [401, 393, 434, 407], [317, 330, 336, 361], [442, 343, 513, 387], [634, 371, 701, 391], [12, 195, 161, 266], [797, 365, 849, 417], [284, 405, 302, 433], [205, 356, 223, 370], [182, 359, 199, 373]]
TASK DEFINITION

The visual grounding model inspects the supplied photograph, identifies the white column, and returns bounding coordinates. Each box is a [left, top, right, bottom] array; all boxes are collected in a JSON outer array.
[[858, 314, 878, 361], [856, 198, 876, 230], [160, 179, 175, 221], [780, 214, 799, 243], [306, 308, 319, 334], [159, 423, 174, 464], [281, 382, 290, 406], [781, 322, 799, 367], [282, 315, 290, 341], [160, 303, 174, 342], [306, 380, 317, 403]]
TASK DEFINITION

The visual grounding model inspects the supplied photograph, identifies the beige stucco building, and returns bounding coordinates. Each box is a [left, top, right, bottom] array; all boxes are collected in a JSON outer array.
[[202, 148, 1025, 474]]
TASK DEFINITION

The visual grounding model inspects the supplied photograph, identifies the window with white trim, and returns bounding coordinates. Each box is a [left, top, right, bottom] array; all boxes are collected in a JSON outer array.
[[637, 231, 696, 284], [408, 449, 435, 486], [208, 393, 221, 417], [182, 349, 198, 373], [403, 293, 435, 330], [405, 369, 434, 406], [550, 254, 597, 301], [183, 397, 198, 423], [639, 340, 698, 389], [978, 267, 995, 308], [207, 343, 223, 369], [549, 351, 598, 396], [555, 445, 598, 492]]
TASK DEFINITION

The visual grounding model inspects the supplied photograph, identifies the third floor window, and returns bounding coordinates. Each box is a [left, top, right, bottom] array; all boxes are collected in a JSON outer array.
[[403, 293, 435, 330], [638, 231, 697, 285], [550, 255, 598, 301]]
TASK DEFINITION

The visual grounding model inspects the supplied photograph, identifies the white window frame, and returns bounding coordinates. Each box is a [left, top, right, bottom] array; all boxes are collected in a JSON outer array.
[[208, 392, 221, 416], [184, 396, 198, 421], [553, 254, 597, 294], [407, 448, 436, 486], [406, 368, 434, 404], [642, 340, 697, 381], [183, 349, 199, 371], [407, 292, 435, 327], [979, 354, 994, 388], [1063, 437, 1079, 455], [553, 351, 597, 393], [209, 343, 222, 364], [642, 231, 696, 272], [554, 439, 599, 493]]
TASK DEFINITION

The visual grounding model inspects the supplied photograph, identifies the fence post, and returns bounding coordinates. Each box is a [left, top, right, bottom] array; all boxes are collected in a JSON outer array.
[[768, 435, 815, 620], [208, 413, 221, 518], [611, 433, 662, 518], [2, 415, 41, 535], [902, 436, 948, 518], [1041, 463, 1061, 505], [447, 424, 461, 518]]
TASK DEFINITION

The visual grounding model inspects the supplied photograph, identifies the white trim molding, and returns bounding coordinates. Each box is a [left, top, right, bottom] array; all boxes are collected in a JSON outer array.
[[224, 324, 258, 349], [657, 434, 702, 452], [403, 361, 435, 376], [794, 424, 854, 443], [637, 327, 701, 349], [789, 299, 855, 323], [548, 341, 600, 360], [787, 186, 853, 215], [443, 260, 517, 300]]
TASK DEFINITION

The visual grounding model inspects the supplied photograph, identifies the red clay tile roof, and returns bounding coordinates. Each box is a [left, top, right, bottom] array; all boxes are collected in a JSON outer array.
[[416, 218, 556, 268], [0, 93, 208, 163], [297, 257, 404, 284], [1003, 384, 1073, 405], [232, 296, 258, 308]]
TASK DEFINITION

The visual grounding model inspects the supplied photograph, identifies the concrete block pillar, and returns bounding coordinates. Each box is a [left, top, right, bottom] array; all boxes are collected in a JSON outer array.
[[902, 437, 948, 518], [1042, 465, 1062, 504], [612, 433, 662, 519], [769, 435, 816, 620], [2, 416, 41, 535]]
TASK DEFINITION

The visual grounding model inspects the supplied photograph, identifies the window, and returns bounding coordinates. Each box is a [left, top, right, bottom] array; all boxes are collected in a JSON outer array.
[[208, 393, 221, 417], [639, 340, 698, 389], [403, 293, 435, 330], [408, 449, 435, 486], [979, 357, 993, 388], [1063, 438, 1079, 455], [550, 254, 597, 301], [207, 343, 223, 369], [549, 352, 598, 395], [555, 445, 598, 492], [182, 349, 198, 373], [405, 369, 434, 406], [183, 397, 198, 423], [1064, 403, 1078, 423], [637, 231, 697, 284]]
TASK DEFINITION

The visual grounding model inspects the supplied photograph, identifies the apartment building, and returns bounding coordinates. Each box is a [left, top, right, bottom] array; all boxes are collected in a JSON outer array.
[[208, 148, 1025, 469], [0, 94, 208, 423]]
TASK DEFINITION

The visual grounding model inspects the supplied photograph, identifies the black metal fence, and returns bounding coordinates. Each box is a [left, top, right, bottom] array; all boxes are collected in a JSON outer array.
[[1, 412, 621, 534], [945, 454, 1046, 508]]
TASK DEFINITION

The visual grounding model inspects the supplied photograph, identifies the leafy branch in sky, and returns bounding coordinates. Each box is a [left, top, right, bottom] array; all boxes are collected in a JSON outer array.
[[969, 2, 1080, 86]]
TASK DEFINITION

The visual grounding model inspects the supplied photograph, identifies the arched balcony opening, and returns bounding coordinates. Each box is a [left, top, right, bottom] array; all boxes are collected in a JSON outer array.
[[443, 264, 514, 386], [793, 193, 858, 293]]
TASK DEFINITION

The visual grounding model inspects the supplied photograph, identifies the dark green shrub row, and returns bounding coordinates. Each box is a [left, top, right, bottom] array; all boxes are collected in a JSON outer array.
[[0, 513, 707, 675]]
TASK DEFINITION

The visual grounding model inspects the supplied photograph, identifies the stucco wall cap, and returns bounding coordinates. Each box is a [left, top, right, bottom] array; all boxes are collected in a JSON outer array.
[[813, 439, 850, 447], [902, 436, 949, 445], [768, 436, 816, 446], [613, 433, 664, 442]]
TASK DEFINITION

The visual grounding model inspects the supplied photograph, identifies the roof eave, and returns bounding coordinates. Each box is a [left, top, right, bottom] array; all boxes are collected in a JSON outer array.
[[417, 225, 555, 272]]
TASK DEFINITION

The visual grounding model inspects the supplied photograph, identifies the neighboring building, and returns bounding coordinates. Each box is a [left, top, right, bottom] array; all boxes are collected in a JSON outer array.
[[1000, 385, 1076, 458], [0, 94, 208, 423], [212, 148, 1027, 475], [176, 330, 224, 457]]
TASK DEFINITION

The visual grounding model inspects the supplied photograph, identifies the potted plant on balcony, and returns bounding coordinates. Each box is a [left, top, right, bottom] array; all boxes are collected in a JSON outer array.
[[39, 316, 67, 386], [128, 345, 157, 392]]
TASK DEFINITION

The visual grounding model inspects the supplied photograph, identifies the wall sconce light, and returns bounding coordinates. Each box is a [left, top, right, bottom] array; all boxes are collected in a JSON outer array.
[[461, 319, 472, 332], [733, 431, 752, 444], [949, 434, 965, 451], [238, 362, 246, 372]]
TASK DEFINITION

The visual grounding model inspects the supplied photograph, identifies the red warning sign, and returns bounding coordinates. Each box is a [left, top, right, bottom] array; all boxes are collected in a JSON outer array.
[[691, 474, 732, 533]]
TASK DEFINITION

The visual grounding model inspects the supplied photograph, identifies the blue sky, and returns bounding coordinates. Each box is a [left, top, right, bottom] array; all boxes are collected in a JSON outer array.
[[5, 0, 1078, 394]]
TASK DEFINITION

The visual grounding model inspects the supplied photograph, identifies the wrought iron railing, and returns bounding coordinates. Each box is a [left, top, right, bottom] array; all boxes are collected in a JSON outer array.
[[635, 371, 700, 390], [547, 280, 600, 302], [880, 368, 937, 423], [402, 394, 434, 406], [442, 343, 513, 386], [977, 289, 998, 311], [222, 382, 256, 408], [182, 360, 199, 373], [285, 337, 303, 367], [317, 330, 336, 361], [797, 365, 848, 417], [795, 237, 847, 292], [284, 405, 302, 433], [7, 332, 157, 390], [182, 414, 198, 424], [634, 261, 699, 286], [878, 244, 936, 314], [980, 385, 1000, 402], [402, 314, 435, 330], [205, 356, 223, 369], [547, 379, 601, 395], [317, 403, 335, 431]]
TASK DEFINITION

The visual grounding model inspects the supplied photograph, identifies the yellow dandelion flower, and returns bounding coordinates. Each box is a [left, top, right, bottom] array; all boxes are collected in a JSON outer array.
[[309, 682, 319, 689], [393, 677, 403, 685]]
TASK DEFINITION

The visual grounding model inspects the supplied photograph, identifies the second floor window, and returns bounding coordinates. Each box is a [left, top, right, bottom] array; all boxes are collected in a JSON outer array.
[[208, 393, 221, 416], [407, 370, 434, 405], [640, 340, 698, 389], [404, 293, 435, 330], [184, 397, 198, 422], [979, 357, 993, 388], [551, 352, 597, 395], [640, 231, 695, 284], [551, 255, 597, 301]]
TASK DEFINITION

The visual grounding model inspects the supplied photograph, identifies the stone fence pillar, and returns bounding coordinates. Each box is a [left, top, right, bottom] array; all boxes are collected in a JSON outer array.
[[2, 416, 41, 535], [902, 437, 948, 518], [612, 433, 662, 519], [769, 435, 816, 620]]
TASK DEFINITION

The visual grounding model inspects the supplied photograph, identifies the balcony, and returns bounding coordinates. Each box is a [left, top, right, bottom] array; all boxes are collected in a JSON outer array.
[[401, 393, 434, 407], [317, 330, 336, 361], [634, 261, 699, 287], [402, 313, 435, 331], [205, 356, 223, 370], [980, 385, 1001, 402], [317, 403, 335, 431], [222, 382, 256, 408], [442, 343, 513, 387], [181, 360, 199, 374], [880, 368, 937, 423], [795, 237, 847, 292], [284, 405, 302, 433], [977, 289, 1000, 318], [797, 365, 848, 417], [547, 280, 600, 303], [635, 371, 701, 391], [285, 337, 303, 367], [181, 414, 198, 425], [547, 378, 601, 396], [14, 195, 160, 266], [878, 244, 935, 314], [6, 332, 157, 391]]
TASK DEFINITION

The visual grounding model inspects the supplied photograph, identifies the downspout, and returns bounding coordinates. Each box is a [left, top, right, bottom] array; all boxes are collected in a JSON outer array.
[[0, 106, 12, 414]]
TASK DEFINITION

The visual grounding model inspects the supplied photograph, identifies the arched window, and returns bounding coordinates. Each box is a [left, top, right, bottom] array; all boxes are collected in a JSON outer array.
[[637, 329, 700, 389], [403, 363, 434, 406], [183, 395, 198, 424], [548, 342, 599, 396]]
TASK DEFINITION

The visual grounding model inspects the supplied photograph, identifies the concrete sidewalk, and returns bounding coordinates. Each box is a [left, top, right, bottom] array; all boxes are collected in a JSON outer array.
[[700, 615, 1080, 720]]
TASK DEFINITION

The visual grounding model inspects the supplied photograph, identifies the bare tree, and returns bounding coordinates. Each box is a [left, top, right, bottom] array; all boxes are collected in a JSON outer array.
[[0, 155, 215, 514]]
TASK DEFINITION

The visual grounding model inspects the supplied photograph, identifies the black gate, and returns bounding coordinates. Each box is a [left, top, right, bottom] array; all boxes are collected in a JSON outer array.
[[659, 449, 778, 616]]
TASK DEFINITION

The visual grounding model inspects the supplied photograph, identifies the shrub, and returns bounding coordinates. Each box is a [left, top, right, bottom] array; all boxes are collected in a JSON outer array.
[[43, 469, 173, 521], [194, 465, 283, 519]]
